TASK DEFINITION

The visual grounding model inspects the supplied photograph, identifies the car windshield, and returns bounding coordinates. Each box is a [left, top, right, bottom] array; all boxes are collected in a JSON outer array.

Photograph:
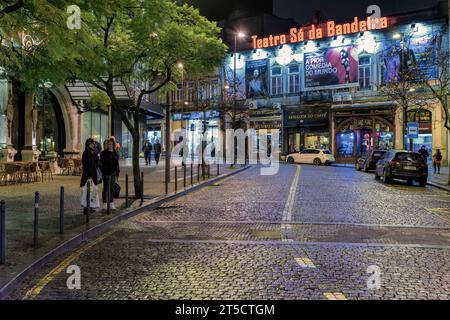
[[395, 153, 424, 162]]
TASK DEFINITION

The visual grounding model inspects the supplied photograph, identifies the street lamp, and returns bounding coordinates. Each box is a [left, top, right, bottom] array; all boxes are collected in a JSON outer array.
[[177, 62, 185, 132]]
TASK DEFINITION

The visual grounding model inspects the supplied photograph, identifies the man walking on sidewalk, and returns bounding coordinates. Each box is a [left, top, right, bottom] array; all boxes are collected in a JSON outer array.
[[154, 139, 162, 165], [433, 149, 442, 174], [143, 140, 152, 166]]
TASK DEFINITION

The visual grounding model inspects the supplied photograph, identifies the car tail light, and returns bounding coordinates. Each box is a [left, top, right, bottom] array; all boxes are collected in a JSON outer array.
[[390, 160, 399, 167]]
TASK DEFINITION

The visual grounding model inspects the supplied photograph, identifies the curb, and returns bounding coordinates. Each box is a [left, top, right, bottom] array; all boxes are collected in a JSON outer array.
[[0, 165, 251, 299], [427, 181, 450, 192]]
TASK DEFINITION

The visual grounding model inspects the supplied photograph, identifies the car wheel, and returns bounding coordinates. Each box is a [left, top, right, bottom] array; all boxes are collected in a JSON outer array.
[[313, 158, 322, 166], [374, 170, 380, 180], [419, 178, 427, 187], [287, 157, 295, 164], [383, 169, 392, 184]]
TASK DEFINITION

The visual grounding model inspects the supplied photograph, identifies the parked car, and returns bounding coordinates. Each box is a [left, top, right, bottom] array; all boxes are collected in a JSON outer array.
[[286, 149, 335, 166], [356, 150, 387, 172], [374, 150, 428, 187]]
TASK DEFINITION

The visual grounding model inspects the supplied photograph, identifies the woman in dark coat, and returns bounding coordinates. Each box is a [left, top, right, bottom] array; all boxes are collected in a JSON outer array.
[[100, 138, 120, 211], [80, 138, 99, 188]]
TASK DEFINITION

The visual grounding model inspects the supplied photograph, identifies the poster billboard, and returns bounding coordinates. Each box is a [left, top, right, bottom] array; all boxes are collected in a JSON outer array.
[[223, 63, 246, 103], [382, 34, 438, 83], [304, 46, 358, 89], [246, 59, 269, 99]]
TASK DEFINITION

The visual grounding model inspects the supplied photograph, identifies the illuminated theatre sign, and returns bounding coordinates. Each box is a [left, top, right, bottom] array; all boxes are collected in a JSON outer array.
[[251, 16, 389, 49]]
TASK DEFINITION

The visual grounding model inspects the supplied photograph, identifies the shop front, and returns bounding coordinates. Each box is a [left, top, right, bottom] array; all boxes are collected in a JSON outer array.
[[283, 107, 330, 154], [332, 103, 396, 163], [172, 111, 220, 158], [405, 109, 433, 164], [249, 108, 282, 155]]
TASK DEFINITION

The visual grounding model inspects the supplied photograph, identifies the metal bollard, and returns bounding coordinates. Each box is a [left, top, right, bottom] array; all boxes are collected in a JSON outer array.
[[59, 187, 64, 234], [191, 163, 193, 185], [125, 174, 129, 208], [106, 176, 111, 215], [0, 201, 5, 264], [197, 164, 200, 182], [207, 165, 210, 179], [33, 192, 40, 247], [217, 164, 220, 176], [141, 172, 144, 205], [175, 167, 178, 193], [183, 164, 186, 189], [86, 181, 91, 224]]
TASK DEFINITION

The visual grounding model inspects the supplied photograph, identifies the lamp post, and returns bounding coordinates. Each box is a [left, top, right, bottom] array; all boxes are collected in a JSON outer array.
[[178, 62, 185, 132]]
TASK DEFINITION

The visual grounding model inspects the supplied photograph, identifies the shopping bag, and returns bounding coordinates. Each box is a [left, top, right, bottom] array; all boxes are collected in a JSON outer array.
[[113, 182, 121, 199], [80, 179, 100, 209]]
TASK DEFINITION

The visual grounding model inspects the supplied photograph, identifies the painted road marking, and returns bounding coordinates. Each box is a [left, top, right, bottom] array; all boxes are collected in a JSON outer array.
[[281, 166, 301, 242], [23, 230, 115, 300], [323, 292, 347, 300], [295, 257, 316, 268]]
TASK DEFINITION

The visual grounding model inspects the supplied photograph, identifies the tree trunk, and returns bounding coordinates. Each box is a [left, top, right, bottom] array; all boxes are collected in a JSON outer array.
[[132, 129, 142, 197]]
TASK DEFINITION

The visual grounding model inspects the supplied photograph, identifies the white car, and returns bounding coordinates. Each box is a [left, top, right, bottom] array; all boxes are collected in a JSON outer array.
[[286, 149, 335, 166]]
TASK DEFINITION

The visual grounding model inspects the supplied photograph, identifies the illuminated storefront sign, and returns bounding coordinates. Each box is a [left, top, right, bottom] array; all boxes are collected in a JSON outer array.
[[251, 16, 389, 49]]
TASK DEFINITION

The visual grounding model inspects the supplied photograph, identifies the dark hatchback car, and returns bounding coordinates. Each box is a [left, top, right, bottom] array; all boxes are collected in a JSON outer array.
[[375, 150, 428, 187], [356, 150, 387, 172]]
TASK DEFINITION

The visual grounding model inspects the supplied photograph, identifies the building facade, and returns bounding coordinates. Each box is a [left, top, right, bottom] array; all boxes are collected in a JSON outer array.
[[217, 3, 449, 164]]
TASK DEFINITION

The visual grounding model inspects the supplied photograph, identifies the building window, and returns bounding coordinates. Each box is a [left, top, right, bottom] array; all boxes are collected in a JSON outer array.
[[287, 64, 300, 94], [211, 79, 219, 98], [271, 66, 283, 96], [359, 56, 371, 90], [188, 82, 196, 102], [176, 84, 184, 102]]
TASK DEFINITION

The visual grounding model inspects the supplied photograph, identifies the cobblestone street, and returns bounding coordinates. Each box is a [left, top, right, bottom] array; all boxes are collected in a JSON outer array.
[[6, 164, 450, 300]]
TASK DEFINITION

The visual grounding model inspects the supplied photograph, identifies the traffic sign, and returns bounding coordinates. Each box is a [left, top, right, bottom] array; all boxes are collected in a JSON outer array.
[[407, 122, 419, 139]]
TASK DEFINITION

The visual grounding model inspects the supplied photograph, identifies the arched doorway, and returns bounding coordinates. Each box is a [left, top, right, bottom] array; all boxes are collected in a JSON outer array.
[[335, 116, 395, 162], [35, 87, 66, 157]]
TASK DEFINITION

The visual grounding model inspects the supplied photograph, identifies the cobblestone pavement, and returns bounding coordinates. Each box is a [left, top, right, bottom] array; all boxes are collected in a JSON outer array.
[[5, 164, 450, 300]]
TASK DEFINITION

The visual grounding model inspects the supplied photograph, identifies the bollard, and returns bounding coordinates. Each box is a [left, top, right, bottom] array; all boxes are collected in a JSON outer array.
[[197, 164, 200, 183], [33, 192, 40, 247], [125, 174, 129, 208], [207, 165, 210, 179], [217, 164, 220, 176], [183, 164, 186, 189], [59, 187, 64, 234], [175, 167, 178, 193], [86, 181, 91, 224], [106, 176, 111, 215], [191, 163, 193, 185], [0, 201, 5, 264], [141, 172, 144, 205]]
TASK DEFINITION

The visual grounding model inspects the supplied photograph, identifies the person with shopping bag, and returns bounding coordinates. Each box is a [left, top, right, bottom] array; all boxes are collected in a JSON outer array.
[[100, 138, 120, 211], [80, 138, 101, 214]]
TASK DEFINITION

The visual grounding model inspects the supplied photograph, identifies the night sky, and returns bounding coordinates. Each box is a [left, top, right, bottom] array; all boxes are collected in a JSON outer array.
[[189, 0, 443, 23], [274, 0, 443, 23]]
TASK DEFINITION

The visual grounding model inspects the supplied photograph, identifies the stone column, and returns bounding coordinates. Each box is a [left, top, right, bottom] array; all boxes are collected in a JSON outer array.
[[0, 81, 17, 165], [21, 90, 41, 162]]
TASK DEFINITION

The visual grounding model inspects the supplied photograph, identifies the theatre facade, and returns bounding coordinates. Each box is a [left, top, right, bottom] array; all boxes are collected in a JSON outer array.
[[220, 6, 449, 164]]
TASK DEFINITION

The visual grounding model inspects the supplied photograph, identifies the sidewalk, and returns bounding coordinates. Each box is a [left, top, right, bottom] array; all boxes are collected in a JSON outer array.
[[427, 166, 450, 192], [0, 159, 235, 292]]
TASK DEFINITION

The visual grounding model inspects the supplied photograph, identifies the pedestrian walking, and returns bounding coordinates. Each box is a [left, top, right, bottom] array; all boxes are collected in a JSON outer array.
[[154, 139, 162, 165], [80, 138, 100, 213], [418, 145, 429, 162], [433, 149, 443, 174], [143, 140, 152, 165], [110, 136, 121, 161], [100, 139, 120, 211]]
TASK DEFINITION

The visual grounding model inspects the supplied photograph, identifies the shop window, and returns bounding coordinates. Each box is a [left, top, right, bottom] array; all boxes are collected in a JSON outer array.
[[287, 64, 300, 94], [359, 56, 371, 90], [336, 131, 355, 158], [271, 66, 283, 96], [188, 82, 196, 102]]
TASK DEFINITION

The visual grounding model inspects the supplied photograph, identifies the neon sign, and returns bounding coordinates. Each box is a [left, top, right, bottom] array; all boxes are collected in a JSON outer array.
[[251, 16, 389, 50]]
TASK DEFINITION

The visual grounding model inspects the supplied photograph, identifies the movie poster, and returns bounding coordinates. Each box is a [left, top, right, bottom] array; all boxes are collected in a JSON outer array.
[[382, 35, 437, 83], [246, 59, 269, 99], [223, 63, 246, 103], [304, 46, 358, 88]]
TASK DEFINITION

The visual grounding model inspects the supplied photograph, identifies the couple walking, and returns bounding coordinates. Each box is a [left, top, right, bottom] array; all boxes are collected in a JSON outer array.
[[81, 137, 120, 212], [143, 139, 162, 166]]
